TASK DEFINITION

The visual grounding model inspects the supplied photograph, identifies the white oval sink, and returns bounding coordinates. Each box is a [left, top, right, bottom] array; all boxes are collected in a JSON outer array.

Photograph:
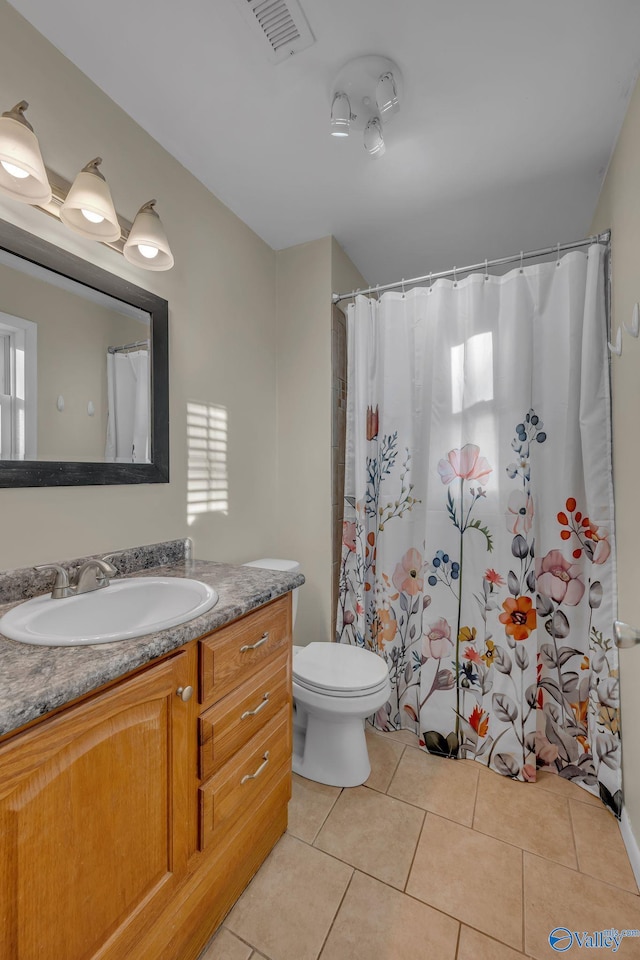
[[0, 577, 219, 646]]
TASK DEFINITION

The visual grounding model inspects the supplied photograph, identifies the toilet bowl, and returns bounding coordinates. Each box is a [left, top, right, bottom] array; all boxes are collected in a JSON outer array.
[[292, 642, 391, 787], [243, 558, 391, 788]]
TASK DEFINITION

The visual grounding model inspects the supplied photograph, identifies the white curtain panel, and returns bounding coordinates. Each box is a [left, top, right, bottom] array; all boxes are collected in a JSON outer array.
[[105, 350, 150, 463], [338, 244, 621, 812]]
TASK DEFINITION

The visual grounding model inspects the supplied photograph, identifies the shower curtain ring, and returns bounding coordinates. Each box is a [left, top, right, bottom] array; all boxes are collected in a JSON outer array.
[[519, 251, 524, 274], [401, 279, 405, 298], [453, 266, 457, 287], [556, 243, 561, 266], [484, 259, 489, 281], [429, 271, 433, 292]]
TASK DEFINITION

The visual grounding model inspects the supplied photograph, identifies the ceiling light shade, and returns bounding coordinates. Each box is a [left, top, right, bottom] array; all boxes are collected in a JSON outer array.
[[331, 92, 351, 137], [60, 158, 121, 241], [376, 72, 399, 117], [0, 101, 51, 204], [123, 201, 174, 271], [364, 117, 385, 158]]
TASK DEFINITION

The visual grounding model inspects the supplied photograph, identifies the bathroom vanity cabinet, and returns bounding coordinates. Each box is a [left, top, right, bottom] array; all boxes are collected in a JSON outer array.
[[0, 592, 292, 960]]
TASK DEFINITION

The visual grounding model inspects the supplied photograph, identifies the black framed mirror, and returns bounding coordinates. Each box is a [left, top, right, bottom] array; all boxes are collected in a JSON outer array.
[[0, 218, 168, 487]]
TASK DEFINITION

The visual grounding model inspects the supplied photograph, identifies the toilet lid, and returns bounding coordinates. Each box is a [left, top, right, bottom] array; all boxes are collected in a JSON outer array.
[[293, 642, 389, 695]]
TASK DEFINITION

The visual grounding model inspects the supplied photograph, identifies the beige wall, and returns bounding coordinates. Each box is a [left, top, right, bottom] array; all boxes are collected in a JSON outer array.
[[274, 237, 365, 645], [591, 75, 640, 838], [275, 238, 332, 644], [0, 261, 145, 460], [0, 1, 278, 570]]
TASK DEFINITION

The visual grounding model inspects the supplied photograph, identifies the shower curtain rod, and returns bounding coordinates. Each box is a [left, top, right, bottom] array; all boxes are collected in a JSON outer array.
[[332, 230, 611, 304], [107, 338, 150, 354]]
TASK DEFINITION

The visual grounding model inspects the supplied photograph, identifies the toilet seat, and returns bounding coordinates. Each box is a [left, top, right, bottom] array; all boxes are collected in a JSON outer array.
[[293, 642, 389, 698]]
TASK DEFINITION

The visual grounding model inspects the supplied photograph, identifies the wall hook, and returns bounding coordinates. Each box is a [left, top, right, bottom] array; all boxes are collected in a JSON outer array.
[[608, 326, 623, 356], [624, 303, 640, 338]]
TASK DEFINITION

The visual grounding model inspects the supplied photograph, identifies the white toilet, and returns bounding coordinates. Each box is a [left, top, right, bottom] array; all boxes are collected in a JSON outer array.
[[243, 558, 391, 788]]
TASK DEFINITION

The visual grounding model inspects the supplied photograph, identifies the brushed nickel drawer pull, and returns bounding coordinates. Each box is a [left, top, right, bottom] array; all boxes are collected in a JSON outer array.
[[241, 692, 270, 720], [240, 631, 269, 652], [240, 751, 270, 784]]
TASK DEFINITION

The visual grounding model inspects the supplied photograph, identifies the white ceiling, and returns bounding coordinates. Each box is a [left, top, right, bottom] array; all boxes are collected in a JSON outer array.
[[8, 0, 640, 288]]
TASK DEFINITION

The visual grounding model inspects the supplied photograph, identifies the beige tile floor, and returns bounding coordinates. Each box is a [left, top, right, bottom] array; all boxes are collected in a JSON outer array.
[[199, 726, 640, 960]]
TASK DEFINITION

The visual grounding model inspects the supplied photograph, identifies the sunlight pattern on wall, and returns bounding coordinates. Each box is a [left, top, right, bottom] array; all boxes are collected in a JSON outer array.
[[187, 401, 228, 525]]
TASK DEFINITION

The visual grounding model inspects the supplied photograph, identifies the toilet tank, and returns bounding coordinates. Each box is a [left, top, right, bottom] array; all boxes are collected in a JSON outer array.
[[242, 558, 300, 631]]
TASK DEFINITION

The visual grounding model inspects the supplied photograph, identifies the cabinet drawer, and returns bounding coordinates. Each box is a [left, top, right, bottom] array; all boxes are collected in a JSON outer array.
[[199, 595, 290, 706], [199, 651, 290, 781], [199, 706, 291, 851]]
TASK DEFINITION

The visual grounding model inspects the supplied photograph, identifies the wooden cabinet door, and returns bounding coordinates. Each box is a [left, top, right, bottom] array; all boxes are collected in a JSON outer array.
[[0, 653, 191, 960]]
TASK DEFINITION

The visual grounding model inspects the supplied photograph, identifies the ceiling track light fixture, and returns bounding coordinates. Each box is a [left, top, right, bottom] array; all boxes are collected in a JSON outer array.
[[329, 55, 402, 159], [330, 92, 352, 137], [0, 99, 173, 271], [376, 72, 399, 118], [364, 117, 385, 158]]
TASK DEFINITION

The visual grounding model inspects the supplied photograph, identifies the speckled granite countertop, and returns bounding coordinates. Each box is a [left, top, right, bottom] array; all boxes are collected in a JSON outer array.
[[0, 549, 304, 738]]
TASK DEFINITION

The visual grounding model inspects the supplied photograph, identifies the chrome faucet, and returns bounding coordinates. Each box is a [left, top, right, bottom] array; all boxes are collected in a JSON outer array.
[[35, 557, 118, 599]]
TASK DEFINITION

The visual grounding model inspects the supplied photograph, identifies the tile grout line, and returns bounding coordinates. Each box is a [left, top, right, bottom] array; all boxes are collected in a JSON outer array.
[[309, 785, 344, 845], [217, 926, 262, 957], [377, 739, 406, 794], [469, 767, 481, 828], [567, 797, 581, 873], [453, 917, 462, 959], [402, 807, 427, 894], [315, 866, 356, 960]]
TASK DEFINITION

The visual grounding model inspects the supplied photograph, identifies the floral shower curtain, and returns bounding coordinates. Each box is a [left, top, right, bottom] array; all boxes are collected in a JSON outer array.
[[337, 244, 622, 813]]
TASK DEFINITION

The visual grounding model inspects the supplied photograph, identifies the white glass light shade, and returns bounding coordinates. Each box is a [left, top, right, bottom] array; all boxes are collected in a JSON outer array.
[[60, 158, 120, 241], [364, 118, 385, 158], [123, 201, 174, 271], [376, 72, 399, 117], [0, 102, 51, 204], [331, 92, 351, 137]]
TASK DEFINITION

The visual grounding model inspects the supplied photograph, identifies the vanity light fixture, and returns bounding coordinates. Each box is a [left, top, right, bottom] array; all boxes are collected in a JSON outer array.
[[60, 158, 121, 242], [330, 92, 351, 137], [364, 117, 385, 158], [123, 201, 174, 271], [329, 56, 402, 160], [0, 97, 174, 271], [0, 101, 51, 204]]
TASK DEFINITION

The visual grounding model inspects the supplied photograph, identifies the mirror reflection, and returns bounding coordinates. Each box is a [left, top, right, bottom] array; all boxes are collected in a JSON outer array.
[[0, 248, 151, 463]]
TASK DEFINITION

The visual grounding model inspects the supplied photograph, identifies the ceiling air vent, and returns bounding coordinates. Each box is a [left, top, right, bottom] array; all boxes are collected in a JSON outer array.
[[234, 0, 315, 63]]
